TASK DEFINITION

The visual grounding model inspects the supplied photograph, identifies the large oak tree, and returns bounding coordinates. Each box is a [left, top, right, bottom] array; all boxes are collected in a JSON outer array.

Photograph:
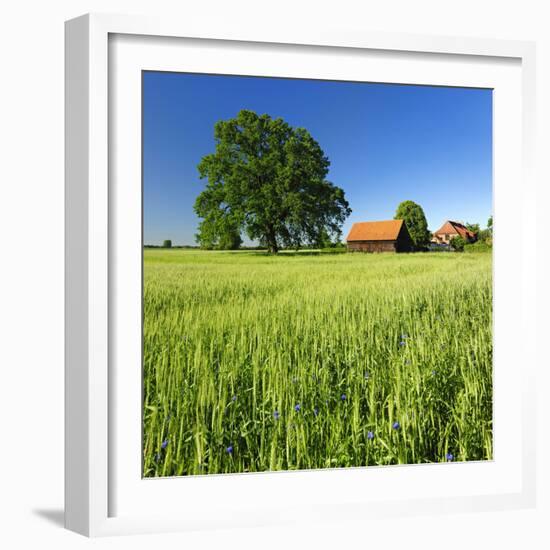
[[194, 110, 351, 253]]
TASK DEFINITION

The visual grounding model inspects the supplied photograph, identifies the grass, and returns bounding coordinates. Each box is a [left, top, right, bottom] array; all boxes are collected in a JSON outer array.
[[143, 249, 492, 477]]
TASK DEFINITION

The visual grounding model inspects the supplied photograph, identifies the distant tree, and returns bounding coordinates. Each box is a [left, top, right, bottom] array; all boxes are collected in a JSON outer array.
[[394, 200, 430, 250], [477, 228, 492, 243], [465, 222, 480, 234], [163, 239, 172, 248], [450, 235, 466, 252], [475, 215, 493, 246], [194, 109, 351, 254]]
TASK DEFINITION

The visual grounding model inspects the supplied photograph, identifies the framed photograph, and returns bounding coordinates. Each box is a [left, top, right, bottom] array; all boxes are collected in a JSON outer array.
[[65, 13, 537, 536]]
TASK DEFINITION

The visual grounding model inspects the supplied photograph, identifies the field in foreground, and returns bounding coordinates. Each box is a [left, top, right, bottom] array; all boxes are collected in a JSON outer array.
[[143, 249, 492, 477]]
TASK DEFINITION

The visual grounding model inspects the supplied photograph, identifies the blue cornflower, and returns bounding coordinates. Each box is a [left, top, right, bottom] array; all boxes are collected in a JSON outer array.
[[367, 431, 374, 440], [392, 421, 400, 430], [273, 410, 280, 420], [232, 395, 237, 402], [399, 341, 406, 347], [401, 333, 408, 339], [161, 438, 169, 449], [154, 452, 162, 463], [294, 403, 301, 412], [446, 453, 454, 461], [364, 372, 370, 380], [341, 394, 347, 401], [226, 445, 233, 454], [313, 407, 319, 417]]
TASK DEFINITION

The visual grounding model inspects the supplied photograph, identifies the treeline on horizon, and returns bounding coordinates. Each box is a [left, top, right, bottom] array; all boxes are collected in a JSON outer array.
[[143, 242, 347, 252], [145, 213, 493, 253]]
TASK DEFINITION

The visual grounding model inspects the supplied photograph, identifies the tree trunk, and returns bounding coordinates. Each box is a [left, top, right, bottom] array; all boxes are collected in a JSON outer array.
[[265, 225, 278, 254]]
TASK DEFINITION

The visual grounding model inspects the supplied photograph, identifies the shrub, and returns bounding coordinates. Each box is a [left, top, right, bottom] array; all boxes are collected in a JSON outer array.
[[163, 240, 172, 248], [450, 235, 466, 252], [477, 228, 491, 243], [464, 241, 492, 253]]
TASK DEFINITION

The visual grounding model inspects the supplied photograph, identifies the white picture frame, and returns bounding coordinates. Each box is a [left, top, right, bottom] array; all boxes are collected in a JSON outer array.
[[65, 13, 537, 537]]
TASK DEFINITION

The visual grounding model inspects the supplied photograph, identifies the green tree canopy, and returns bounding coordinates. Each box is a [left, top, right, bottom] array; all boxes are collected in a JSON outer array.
[[394, 200, 430, 250], [465, 222, 480, 234], [194, 110, 351, 253]]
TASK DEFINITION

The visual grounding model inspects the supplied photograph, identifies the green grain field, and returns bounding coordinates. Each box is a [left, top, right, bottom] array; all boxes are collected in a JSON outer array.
[[143, 249, 492, 477]]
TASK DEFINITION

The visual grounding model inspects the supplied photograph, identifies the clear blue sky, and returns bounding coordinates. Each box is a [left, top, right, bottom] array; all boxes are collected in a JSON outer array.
[[143, 72, 492, 246]]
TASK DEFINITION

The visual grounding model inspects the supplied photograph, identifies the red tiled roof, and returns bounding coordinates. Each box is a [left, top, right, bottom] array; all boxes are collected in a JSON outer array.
[[346, 220, 404, 242]]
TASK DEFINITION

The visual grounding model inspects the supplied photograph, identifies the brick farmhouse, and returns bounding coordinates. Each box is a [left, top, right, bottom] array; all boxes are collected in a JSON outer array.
[[431, 220, 477, 245]]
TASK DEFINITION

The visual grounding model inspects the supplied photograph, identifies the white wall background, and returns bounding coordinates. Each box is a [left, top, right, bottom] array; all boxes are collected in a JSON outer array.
[[0, 1, 547, 548]]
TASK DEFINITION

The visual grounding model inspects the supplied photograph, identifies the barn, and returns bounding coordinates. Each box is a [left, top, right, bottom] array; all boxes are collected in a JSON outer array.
[[346, 219, 414, 252]]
